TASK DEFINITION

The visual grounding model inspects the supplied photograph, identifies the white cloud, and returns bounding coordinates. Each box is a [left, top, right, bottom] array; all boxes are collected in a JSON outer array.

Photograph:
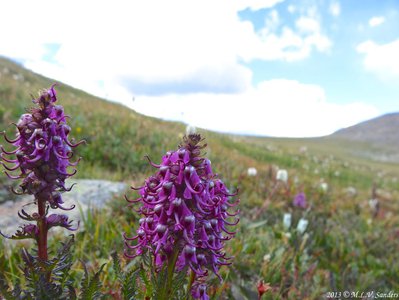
[[357, 39, 399, 81], [287, 5, 296, 14], [368, 16, 385, 27], [329, 1, 341, 17], [236, 0, 285, 11], [243, 12, 332, 62], [130, 79, 379, 137], [0, 0, 255, 98], [0, 0, 332, 99], [0, 0, 350, 137], [296, 17, 320, 33]]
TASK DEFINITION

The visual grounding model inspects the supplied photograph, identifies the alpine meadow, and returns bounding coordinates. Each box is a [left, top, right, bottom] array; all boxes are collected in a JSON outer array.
[[0, 57, 399, 299]]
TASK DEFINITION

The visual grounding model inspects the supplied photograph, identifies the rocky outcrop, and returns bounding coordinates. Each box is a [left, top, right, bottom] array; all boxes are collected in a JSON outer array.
[[0, 179, 128, 238]]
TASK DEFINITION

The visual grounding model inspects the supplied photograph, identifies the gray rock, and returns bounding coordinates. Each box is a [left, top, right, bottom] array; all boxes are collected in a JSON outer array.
[[0, 179, 128, 238]]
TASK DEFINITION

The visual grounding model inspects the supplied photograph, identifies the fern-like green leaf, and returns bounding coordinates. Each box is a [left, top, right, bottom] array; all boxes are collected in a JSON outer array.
[[122, 268, 139, 300], [47, 236, 75, 292], [79, 262, 105, 300], [0, 273, 13, 300], [138, 262, 153, 299], [170, 268, 188, 299], [17, 237, 76, 300], [111, 251, 123, 283], [111, 251, 139, 300], [152, 266, 168, 300]]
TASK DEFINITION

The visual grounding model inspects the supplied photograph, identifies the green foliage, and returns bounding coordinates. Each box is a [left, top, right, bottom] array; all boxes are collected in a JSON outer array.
[[78, 262, 105, 300], [170, 267, 190, 299], [0, 237, 77, 299], [0, 275, 21, 300], [109, 250, 189, 300], [111, 251, 139, 300]]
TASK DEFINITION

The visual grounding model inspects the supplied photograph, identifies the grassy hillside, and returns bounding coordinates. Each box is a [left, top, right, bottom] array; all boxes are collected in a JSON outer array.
[[1, 57, 398, 195], [1, 57, 399, 298], [330, 112, 399, 163], [333, 112, 399, 147]]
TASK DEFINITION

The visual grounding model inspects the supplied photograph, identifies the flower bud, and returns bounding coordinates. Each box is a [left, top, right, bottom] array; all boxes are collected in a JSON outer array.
[[172, 198, 182, 207], [154, 204, 164, 214], [163, 181, 173, 191], [184, 215, 195, 224], [184, 245, 196, 256], [156, 224, 167, 234]]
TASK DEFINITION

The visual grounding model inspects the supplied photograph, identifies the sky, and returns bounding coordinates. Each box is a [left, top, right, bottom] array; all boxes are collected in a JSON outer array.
[[0, 0, 398, 137]]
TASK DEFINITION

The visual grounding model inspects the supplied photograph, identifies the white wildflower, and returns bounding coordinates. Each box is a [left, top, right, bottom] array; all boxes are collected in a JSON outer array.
[[276, 169, 288, 183], [368, 198, 378, 210], [319, 182, 328, 192], [263, 254, 271, 262], [283, 213, 291, 229], [296, 218, 309, 234], [247, 167, 257, 177]]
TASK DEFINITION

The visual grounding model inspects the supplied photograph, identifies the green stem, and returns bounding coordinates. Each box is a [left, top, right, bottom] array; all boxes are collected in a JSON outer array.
[[186, 270, 196, 300], [159, 248, 180, 300]]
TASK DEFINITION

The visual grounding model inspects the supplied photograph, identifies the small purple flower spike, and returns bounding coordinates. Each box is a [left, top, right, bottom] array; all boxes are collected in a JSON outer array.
[[124, 134, 239, 297], [293, 192, 307, 209], [1, 85, 82, 204], [0, 85, 83, 260]]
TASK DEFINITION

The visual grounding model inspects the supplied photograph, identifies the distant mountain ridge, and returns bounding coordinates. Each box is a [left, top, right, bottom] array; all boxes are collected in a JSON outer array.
[[333, 113, 399, 147], [330, 113, 399, 163]]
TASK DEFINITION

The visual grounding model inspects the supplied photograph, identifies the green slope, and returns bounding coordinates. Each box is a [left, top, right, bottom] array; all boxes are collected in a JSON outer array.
[[1, 56, 398, 204]]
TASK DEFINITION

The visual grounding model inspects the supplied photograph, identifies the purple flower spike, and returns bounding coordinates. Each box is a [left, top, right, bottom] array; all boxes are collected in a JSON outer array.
[[1, 85, 82, 203], [0, 85, 83, 261], [124, 134, 239, 297], [293, 192, 307, 209]]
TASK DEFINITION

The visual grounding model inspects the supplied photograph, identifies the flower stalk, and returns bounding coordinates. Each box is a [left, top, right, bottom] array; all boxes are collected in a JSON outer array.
[[0, 85, 82, 267], [159, 246, 180, 300], [37, 199, 48, 261]]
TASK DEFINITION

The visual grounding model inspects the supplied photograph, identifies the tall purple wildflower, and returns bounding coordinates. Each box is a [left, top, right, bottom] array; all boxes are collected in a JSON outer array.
[[0, 85, 82, 261], [124, 134, 239, 297]]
